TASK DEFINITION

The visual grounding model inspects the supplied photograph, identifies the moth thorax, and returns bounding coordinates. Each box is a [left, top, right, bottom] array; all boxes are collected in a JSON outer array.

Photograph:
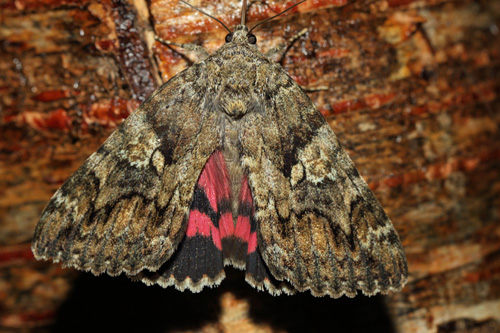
[[219, 82, 253, 119]]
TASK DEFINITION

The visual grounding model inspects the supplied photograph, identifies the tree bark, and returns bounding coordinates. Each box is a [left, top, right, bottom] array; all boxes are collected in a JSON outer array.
[[0, 0, 499, 331]]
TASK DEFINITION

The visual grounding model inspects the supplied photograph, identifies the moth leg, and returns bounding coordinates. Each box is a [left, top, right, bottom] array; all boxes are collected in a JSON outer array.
[[265, 28, 328, 92], [155, 36, 210, 60], [265, 28, 308, 60]]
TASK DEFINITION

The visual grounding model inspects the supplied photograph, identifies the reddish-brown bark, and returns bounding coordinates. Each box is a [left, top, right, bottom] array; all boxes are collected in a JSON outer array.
[[0, 0, 499, 331]]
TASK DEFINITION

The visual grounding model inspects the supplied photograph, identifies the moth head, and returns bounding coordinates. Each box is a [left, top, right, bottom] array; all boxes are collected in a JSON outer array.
[[225, 25, 257, 45], [178, 0, 305, 47]]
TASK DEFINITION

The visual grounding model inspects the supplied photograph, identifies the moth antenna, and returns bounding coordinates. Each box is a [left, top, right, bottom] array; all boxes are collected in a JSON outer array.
[[179, 0, 232, 33], [241, 0, 248, 26], [248, 0, 306, 34]]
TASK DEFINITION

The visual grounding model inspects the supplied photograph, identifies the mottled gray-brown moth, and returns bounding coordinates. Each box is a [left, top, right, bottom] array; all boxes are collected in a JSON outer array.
[[32, 0, 408, 297]]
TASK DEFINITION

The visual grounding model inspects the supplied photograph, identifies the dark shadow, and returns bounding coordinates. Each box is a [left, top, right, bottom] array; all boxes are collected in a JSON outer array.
[[52, 268, 395, 333], [51, 273, 222, 333], [226, 268, 396, 333]]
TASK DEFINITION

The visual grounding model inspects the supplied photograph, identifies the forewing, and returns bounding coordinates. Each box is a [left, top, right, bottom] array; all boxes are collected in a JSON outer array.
[[32, 62, 221, 276], [240, 65, 408, 297]]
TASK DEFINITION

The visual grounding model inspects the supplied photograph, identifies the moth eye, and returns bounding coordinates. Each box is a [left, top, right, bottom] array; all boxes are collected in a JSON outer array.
[[225, 33, 233, 43], [247, 34, 257, 44]]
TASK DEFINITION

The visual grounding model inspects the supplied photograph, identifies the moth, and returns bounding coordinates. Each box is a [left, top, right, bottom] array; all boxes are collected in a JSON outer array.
[[32, 0, 408, 298]]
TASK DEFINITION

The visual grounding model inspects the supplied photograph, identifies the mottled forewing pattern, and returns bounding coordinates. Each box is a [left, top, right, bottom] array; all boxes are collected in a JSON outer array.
[[32, 62, 221, 277], [240, 62, 408, 297]]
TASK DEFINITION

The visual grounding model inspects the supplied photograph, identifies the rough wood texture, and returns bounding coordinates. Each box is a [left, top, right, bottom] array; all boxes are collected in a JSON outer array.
[[0, 0, 499, 332]]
